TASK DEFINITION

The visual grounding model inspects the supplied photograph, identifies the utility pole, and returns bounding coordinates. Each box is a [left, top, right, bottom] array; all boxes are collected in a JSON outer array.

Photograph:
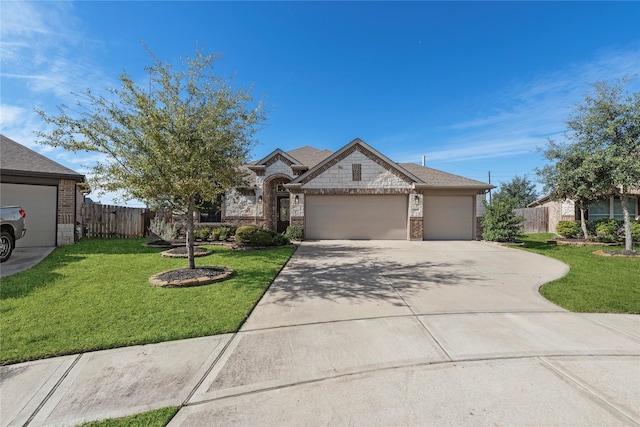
[[488, 171, 492, 203]]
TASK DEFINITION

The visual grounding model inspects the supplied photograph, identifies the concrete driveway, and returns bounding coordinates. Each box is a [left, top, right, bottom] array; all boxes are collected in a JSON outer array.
[[3, 241, 639, 426]]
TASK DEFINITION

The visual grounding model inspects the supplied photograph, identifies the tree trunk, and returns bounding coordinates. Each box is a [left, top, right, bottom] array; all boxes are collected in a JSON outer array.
[[579, 207, 589, 239], [186, 197, 196, 269], [619, 192, 634, 253]]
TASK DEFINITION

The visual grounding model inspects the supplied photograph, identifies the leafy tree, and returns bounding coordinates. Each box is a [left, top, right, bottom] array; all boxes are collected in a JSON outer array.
[[492, 175, 538, 208], [537, 139, 610, 238], [540, 77, 639, 251], [481, 198, 524, 242], [36, 47, 267, 268]]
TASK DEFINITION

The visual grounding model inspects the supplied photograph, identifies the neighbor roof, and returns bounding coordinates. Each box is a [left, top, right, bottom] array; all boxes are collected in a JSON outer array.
[[0, 134, 85, 181]]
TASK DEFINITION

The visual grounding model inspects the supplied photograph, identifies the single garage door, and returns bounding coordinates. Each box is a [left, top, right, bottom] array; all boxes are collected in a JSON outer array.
[[0, 183, 57, 247], [306, 195, 408, 240], [424, 195, 474, 240]]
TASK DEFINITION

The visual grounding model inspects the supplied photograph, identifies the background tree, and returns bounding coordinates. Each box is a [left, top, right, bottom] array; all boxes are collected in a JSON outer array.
[[539, 77, 639, 251], [37, 47, 267, 268], [492, 175, 538, 208]]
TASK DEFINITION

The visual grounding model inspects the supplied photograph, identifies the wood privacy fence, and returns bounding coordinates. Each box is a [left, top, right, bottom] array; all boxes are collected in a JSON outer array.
[[82, 203, 153, 238], [514, 207, 549, 233]]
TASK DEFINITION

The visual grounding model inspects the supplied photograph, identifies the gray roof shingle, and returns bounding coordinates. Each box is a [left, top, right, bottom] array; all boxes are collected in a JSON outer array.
[[0, 134, 84, 180], [398, 163, 492, 188]]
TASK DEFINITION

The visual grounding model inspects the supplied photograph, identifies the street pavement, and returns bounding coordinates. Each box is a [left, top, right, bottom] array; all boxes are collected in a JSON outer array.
[[2, 240, 639, 426]]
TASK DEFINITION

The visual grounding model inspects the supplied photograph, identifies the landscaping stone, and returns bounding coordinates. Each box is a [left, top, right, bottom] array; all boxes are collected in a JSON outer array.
[[160, 246, 212, 258]]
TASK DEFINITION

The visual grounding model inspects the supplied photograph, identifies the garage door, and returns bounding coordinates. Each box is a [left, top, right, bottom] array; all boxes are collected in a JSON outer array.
[[423, 195, 474, 240], [1, 183, 57, 247], [306, 195, 407, 240]]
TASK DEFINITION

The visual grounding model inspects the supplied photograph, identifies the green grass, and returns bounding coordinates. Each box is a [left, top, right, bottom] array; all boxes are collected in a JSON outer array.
[[1, 239, 294, 365], [79, 407, 178, 427], [514, 233, 639, 313]]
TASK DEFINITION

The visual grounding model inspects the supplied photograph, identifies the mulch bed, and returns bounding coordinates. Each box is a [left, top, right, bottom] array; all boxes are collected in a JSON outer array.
[[150, 266, 235, 288], [161, 246, 212, 258], [592, 250, 640, 258], [553, 239, 617, 246]]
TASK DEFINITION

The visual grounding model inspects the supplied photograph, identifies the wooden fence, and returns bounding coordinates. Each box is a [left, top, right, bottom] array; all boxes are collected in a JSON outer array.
[[514, 207, 549, 233], [82, 203, 153, 238]]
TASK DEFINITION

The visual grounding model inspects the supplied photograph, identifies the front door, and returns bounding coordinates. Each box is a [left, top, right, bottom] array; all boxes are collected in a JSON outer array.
[[276, 196, 290, 233]]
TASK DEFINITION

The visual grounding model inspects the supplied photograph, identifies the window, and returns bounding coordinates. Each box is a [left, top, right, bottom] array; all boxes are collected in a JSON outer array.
[[589, 197, 637, 221], [352, 164, 362, 181]]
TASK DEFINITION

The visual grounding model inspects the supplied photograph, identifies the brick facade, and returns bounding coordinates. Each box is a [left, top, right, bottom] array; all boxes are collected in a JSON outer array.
[[57, 179, 78, 245]]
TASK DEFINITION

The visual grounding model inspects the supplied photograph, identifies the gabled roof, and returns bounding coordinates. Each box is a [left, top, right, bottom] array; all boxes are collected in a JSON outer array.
[[252, 148, 301, 167], [286, 146, 333, 168], [399, 163, 493, 190], [0, 134, 85, 181], [291, 138, 424, 185]]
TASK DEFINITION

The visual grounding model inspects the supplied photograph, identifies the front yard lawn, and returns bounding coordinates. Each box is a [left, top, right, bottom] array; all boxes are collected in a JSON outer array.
[[0, 239, 294, 365], [516, 234, 639, 313]]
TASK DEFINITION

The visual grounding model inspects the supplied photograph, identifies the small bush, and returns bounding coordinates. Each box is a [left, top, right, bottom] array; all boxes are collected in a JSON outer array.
[[194, 226, 211, 241], [250, 230, 275, 246], [235, 225, 259, 243], [210, 228, 221, 241], [285, 225, 304, 241], [595, 219, 619, 242], [632, 220, 640, 242], [218, 227, 232, 241], [273, 233, 291, 246], [481, 198, 523, 242], [148, 217, 178, 242], [556, 221, 581, 238]]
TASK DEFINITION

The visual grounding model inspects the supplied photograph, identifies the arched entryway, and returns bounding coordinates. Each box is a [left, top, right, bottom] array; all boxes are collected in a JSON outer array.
[[263, 175, 291, 233]]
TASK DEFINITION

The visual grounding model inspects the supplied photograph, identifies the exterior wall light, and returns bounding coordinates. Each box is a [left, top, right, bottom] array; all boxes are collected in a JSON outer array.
[[294, 195, 300, 204], [414, 195, 420, 206], [258, 195, 263, 204]]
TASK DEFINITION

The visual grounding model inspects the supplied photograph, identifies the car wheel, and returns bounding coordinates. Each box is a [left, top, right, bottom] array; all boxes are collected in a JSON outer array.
[[0, 230, 14, 263]]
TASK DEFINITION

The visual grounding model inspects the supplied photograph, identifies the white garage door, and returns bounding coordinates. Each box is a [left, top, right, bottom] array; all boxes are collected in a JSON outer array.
[[423, 195, 474, 240], [306, 195, 408, 240], [1, 183, 57, 247]]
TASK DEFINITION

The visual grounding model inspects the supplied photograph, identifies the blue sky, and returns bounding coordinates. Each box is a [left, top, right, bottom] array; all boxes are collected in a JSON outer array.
[[2, 1, 639, 206]]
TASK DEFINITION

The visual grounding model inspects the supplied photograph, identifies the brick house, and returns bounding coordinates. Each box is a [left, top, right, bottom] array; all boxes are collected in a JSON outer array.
[[528, 192, 640, 235], [0, 135, 86, 247], [222, 138, 494, 240]]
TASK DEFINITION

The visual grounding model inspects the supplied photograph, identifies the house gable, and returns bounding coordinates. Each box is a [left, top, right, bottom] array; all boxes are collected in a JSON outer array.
[[292, 138, 422, 192]]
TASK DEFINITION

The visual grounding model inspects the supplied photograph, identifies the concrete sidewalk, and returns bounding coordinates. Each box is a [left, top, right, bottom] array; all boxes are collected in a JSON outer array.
[[2, 241, 639, 426]]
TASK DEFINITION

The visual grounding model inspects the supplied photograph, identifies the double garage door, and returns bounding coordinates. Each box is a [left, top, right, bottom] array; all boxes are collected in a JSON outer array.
[[304, 194, 475, 240], [0, 183, 57, 247]]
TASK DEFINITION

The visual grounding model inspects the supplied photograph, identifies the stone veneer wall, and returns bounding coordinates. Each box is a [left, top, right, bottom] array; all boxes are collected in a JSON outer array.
[[303, 151, 412, 190], [57, 179, 77, 245]]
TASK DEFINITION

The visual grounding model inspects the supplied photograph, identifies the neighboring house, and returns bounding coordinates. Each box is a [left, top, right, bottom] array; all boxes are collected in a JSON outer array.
[[0, 135, 86, 247], [528, 192, 640, 234], [222, 138, 494, 240]]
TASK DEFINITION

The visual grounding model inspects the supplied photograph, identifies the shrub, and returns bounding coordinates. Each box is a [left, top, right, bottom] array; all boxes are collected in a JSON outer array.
[[194, 226, 211, 241], [148, 217, 178, 242], [595, 219, 619, 242], [210, 228, 221, 241], [218, 227, 232, 241], [273, 233, 291, 246], [556, 221, 581, 238], [285, 225, 304, 241], [250, 230, 275, 246], [235, 225, 259, 243], [481, 198, 524, 242], [632, 220, 640, 242]]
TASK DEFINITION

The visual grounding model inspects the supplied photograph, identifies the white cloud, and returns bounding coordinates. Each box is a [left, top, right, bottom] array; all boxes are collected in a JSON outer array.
[[392, 45, 640, 165]]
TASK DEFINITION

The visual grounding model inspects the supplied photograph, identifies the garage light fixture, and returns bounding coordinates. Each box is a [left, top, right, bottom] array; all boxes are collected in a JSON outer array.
[[414, 195, 421, 206], [257, 196, 263, 204], [294, 195, 300, 204]]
